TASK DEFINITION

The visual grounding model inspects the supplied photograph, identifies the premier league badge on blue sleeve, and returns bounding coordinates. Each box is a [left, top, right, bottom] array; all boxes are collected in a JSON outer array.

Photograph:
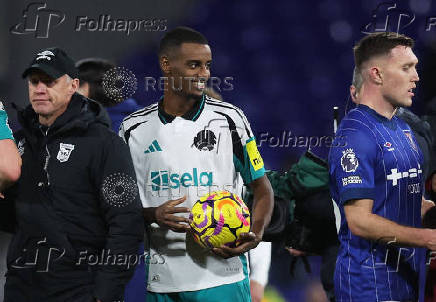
[[341, 148, 359, 173]]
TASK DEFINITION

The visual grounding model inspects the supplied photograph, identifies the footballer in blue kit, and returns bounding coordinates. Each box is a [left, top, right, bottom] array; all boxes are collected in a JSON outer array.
[[328, 32, 436, 302], [330, 104, 424, 301]]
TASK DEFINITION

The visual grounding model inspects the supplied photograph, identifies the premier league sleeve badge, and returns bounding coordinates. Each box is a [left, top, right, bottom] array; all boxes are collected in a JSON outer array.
[[341, 148, 359, 173]]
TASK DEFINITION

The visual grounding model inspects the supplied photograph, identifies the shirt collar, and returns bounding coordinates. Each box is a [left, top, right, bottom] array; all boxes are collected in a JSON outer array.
[[158, 94, 205, 124], [357, 104, 397, 130]]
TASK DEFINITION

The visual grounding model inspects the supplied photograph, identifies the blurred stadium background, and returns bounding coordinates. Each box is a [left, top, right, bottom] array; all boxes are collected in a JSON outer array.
[[1, 0, 436, 301]]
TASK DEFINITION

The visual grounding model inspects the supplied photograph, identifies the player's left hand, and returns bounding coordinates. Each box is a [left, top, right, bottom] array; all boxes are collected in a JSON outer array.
[[212, 232, 260, 259]]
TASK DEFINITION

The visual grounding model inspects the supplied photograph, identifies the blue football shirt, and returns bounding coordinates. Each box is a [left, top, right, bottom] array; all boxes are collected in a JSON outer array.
[[329, 104, 425, 301]]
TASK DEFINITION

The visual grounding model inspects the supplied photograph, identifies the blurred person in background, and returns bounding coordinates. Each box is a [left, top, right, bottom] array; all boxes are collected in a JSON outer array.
[[76, 57, 146, 302], [76, 58, 141, 132], [249, 241, 272, 302]]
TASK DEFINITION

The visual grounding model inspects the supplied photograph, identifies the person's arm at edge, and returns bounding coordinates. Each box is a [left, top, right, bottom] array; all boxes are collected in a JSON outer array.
[[248, 175, 274, 241], [345, 198, 436, 249], [213, 175, 274, 258], [0, 139, 21, 192]]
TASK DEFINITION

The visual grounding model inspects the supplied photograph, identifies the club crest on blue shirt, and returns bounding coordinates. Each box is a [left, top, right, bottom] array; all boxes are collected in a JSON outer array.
[[341, 148, 359, 173], [0, 101, 4, 111], [193, 130, 216, 151], [57, 143, 75, 162], [403, 131, 418, 152]]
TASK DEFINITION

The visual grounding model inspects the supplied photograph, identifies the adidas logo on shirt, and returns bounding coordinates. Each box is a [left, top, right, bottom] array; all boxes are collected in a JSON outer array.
[[144, 140, 162, 154]]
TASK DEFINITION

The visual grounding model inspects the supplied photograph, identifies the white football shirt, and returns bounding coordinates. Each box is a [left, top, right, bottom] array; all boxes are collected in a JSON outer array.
[[120, 95, 265, 292]]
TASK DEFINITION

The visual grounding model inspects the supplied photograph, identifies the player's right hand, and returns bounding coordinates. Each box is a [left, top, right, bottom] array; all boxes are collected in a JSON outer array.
[[155, 196, 191, 233]]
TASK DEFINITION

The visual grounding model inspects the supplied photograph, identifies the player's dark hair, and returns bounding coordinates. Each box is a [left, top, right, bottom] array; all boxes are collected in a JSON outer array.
[[75, 58, 117, 107], [353, 32, 414, 69], [159, 26, 208, 57]]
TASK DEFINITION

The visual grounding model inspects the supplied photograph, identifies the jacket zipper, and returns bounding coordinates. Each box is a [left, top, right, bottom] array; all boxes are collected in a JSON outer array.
[[42, 128, 51, 186]]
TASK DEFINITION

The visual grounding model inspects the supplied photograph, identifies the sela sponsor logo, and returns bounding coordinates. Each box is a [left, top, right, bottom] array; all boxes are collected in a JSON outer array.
[[384, 141, 395, 151], [150, 168, 213, 191], [386, 165, 422, 186], [341, 148, 359, 173], [342, 175, 363, 186]]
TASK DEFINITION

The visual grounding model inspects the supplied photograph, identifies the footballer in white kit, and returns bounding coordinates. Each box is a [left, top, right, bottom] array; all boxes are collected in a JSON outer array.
[[120, 27, 273, 302]]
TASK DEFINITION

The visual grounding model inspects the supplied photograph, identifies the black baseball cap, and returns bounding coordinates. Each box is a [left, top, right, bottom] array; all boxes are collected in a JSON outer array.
[[22, 47, 79, 79]]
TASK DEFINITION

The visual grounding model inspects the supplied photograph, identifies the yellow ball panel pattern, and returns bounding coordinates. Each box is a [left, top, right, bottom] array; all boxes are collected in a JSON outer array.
[[189, 190, 251, 248]]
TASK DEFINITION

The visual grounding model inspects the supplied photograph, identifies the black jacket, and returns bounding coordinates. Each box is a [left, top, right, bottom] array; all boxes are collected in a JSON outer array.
[[2, 93, 143, 302], [423, 99, 436, 177]]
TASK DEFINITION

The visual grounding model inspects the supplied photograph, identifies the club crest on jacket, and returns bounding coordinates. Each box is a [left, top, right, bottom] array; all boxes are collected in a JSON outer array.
[[57, 143, 75, 162]]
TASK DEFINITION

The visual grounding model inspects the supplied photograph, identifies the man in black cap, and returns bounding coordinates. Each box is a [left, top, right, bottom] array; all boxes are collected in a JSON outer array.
[[1, 47, 143, 302]]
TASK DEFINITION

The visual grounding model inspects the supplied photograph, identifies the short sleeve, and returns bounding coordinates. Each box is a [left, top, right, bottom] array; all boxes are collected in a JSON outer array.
[[0, 102, 13, 140], [328, 125, 378, 205], [230, 111, 265, 184]]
